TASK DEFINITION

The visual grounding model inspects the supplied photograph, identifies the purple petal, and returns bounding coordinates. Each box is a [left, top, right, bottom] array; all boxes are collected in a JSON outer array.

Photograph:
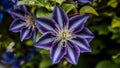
[[36, 18, 57, 33], [9, 19, 26, 32], [64, 44, 80, 65], [52, 6, 69, 29], [35, 32, 54, 50], [70, 36, 91, 53], [77, 0, 92, 4], [9, 5, 29, 19], [69, 15, 89, 33], [50, 41, 66, 64], [76, 28, 94, 43], [20, 28, 32, 41], [0, 13, 3, 23], [32, 28, 38, 43]]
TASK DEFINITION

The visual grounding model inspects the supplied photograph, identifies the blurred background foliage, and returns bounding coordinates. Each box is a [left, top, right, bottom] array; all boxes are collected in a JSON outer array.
[[0, 0, 120, 68]]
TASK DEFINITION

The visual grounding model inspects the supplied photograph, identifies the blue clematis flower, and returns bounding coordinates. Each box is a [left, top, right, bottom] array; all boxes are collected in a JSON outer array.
[[2, 51, 18, 64], [11, 55, 33, 68], [2, 47, 40, 68], [9, 5, 38, 41], [73, 0, 93, 5], [35, 6, 94, 64], [0, 0, 17, 23]]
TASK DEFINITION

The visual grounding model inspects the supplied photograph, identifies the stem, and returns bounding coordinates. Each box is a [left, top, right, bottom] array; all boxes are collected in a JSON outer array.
[[54, 0, 56, 6], [68, 13, 80, 17]]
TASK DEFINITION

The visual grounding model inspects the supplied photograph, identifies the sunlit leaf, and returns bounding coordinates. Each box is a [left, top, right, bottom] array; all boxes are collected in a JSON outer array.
[[51, 0, 65, 5], [107, 0, 118, 8], [36, 7, 52, 18], [111, 16, 120, 28], [61, 4, 75, 14], [18, 0, 41, 6], [80, 6, 98, 16]]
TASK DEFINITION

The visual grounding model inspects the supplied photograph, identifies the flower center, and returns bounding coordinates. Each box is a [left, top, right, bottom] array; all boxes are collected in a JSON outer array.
[[25, 14, 35, 30], [57, 29, 74, 42], [61, 31, 68, 40]]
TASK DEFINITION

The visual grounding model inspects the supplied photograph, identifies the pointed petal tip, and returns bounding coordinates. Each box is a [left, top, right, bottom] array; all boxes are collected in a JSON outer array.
[[52, 60, 59, 65], [53, 6, 69, 29], [20, 38, 24, 42]]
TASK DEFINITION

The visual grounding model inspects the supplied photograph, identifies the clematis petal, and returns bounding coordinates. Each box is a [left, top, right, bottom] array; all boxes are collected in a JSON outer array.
[[2, 51, 17, 64], [9, 19, 26, 32], [70, 36, 91, 53], [69, 15, 89, 33], [9, 5, 29, 19], [0, 13, 3, 23], [52, 6, 69, 29], [77, 0, 93, 5], [11, 62, 21, 68], [20, 28, 32, 41], [76, 28, 94, 43], [11, 0, 18, 4], [32, 28, 38, 43], [50, 41, 66, 64], [36, 18, 57, 33], [64, 44, 80, 65], [35, 32, 54, 50]]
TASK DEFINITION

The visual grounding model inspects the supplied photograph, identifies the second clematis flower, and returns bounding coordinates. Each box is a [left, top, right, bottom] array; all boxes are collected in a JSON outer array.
[[73, 0, 93, 5], [0, 0, 17, 23], [9, 5, 37, 41], [35, 6, 94, 64]]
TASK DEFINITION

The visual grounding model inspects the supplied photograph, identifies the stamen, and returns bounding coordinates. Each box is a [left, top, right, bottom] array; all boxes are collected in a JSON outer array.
[[24, 14, 35, 30], [62, 31, 67, 40]]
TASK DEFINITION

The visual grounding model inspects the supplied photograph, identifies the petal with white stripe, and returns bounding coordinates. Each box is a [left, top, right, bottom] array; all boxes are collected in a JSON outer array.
[[20, 28, 32, 41], [35, 32, 54, 50], [69, 15, 89, 33], [76, 28, 94, 43], [52, 6, 69, 29], [36, 18, 57, 33], [50, 41, 66, 64], [9, 19, 25, 32], [9, 5, 30, 19], [70, 36, 91, 53], [65, 44, 80, 65]]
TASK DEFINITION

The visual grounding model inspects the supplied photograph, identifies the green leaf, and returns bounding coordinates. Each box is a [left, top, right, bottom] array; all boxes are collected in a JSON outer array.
[[61, 4, 75, 14], [40, 49, 50, 54], [39, 56, 51, 68], [111, 34, 120, 40], [107, 0, 118, 8], [108, 26, 119, 33], [0, 34, 2, 39], [111, 16, 120, 28], [112, 53, 120, 64], [96, 60, 119, 68], [90, 39, 104, 55], [36, 7, 52, 18], [18, 0, 41, 6], [51, 0, 65, 5], [80, 6, 98, 16], [25, 39, 33, 46], [96, 25, 109, 35]]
